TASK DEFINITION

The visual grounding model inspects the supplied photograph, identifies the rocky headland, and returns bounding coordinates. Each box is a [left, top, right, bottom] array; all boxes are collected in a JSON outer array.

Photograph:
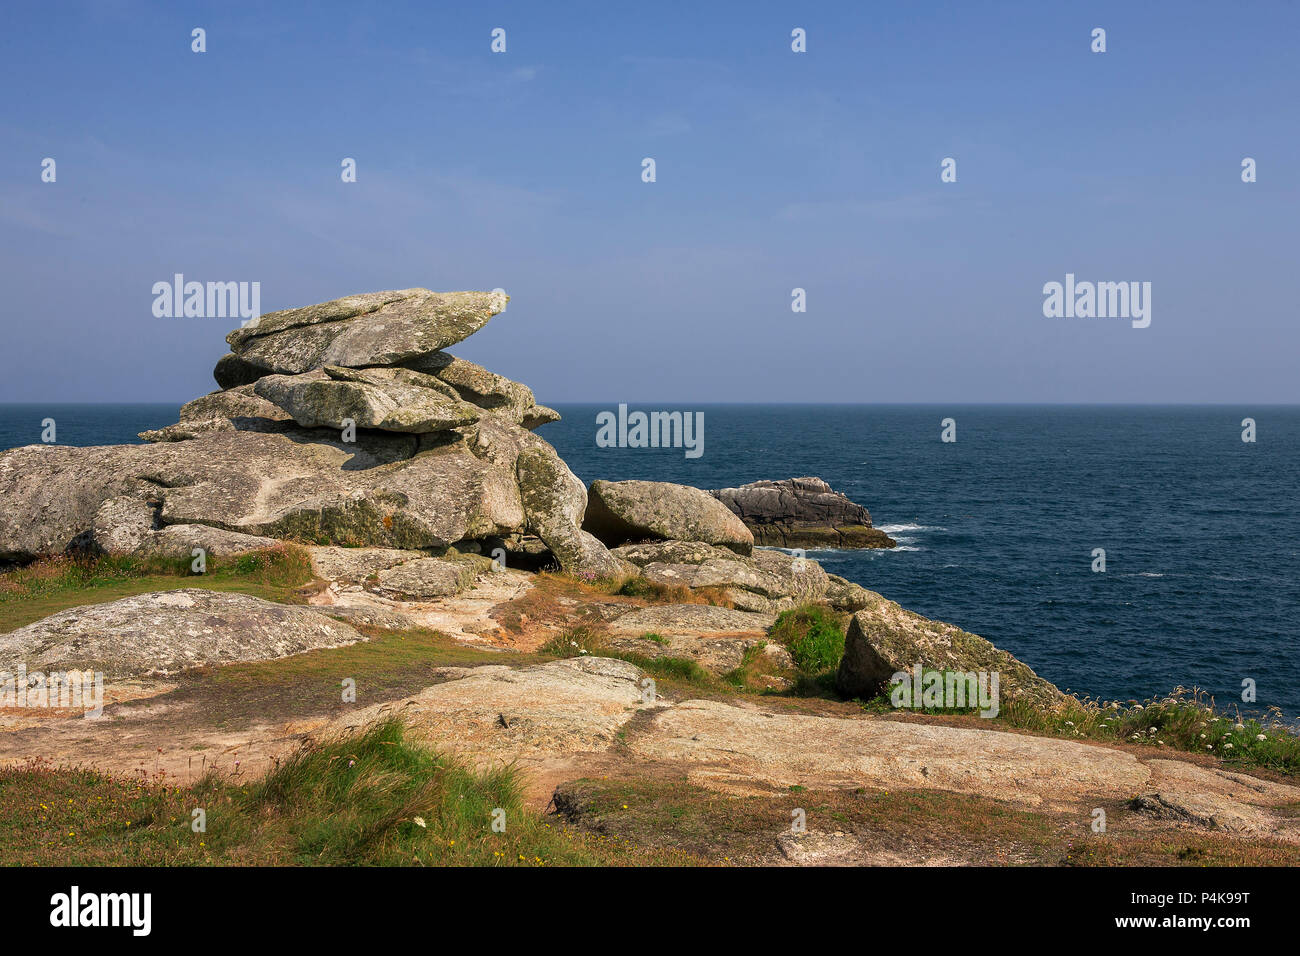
[[2, 289, 1297, 867]]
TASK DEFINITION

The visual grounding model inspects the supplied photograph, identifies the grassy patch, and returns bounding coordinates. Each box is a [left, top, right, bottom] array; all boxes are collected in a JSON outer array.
[[602, 575, 734, 608], [0, 720, 694, 866], [114, 625, 527, 734], [552, 776, 1066, 865], [854, 669, 991, 716], [768, 604, 847, 675], [0, 545, 316, 632], [538, 626, 712, 690], [996, 688, 1300, 776], [538, 625, 608, 658]]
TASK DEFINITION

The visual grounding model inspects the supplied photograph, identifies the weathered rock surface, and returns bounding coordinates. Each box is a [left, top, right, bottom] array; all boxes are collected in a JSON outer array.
[[133, 525, 284, 559], [1, 288, 592, 571], [641, 560, 788, 606], [710, 477, 896, 549], [403, 352, 559, 430], [751, 548, 830, 604], [606, 632, 791, 676], [1131, 759, 1300, 839], [824, 573, 883, 612], [317, 657, 652, 761], [212, 352, 266, 389], [2, 411, 612, 563], [229, 289, 507, 374], [607, 604, 776, 635], [517, 447, 622, 578], [613, 540, 839, 613], [139, 384, 292, 442], [584, 480, 754, 555], [374, 557, 476, 599], [253, 368, 480, 433], [605, 603, 787, 676], [0, 589, 363, 679], [89, 495, 158, 553], [306, 546, 425, 585], [629, 698, 1145, 807], [836, 599, 1066, 709], [611, 539, 733, 568]]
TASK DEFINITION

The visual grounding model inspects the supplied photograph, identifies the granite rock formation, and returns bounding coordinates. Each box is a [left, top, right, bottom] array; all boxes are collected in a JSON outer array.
[[710, 477, 896, 549]]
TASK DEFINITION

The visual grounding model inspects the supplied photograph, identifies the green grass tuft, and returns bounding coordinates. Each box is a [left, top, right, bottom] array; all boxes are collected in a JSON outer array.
[[768, 604, 847, 675]]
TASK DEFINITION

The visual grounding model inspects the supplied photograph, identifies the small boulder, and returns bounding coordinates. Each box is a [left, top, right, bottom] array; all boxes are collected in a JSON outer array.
[[751, 548, 830, 604], [0, 589, 363, 679], [213, 352, 266, 389], [824, 573, 883, 612], [608, 604, 776, 634], [133, 525, 283, 559], [307, 546, 425, 585], [517, 446, 623, 579], [375, 557, 476, 599], [584, 480, 754, 555]]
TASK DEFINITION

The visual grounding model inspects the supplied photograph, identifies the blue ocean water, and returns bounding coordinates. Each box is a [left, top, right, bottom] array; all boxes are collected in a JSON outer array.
[[2, 403, 1296, 717]]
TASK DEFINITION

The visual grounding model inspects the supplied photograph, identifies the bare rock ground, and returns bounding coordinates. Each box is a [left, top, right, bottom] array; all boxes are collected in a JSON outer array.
[[4, 557, 1300, 861]]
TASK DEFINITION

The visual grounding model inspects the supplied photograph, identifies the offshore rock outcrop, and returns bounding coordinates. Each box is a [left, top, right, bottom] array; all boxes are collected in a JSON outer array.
[[710, 477, 896, 549]]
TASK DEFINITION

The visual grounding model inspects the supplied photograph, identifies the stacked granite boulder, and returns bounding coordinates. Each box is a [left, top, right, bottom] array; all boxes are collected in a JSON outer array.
[[0, 289, 617, 577]]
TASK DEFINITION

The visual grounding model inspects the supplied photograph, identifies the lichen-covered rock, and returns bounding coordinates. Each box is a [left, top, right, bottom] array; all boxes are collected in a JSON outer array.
[[212, 352, 266, 389], [520, 405, 561, 430], [751, 548, 830, 604], [226, 289, 417, 350], [611, 540, 734, 567], [307, 546, 425, 585], [139, 384, 291, 442], [824, 573, 882, 612], [608, 604, 776, 634], [148, 428, 524, 549], [229, 289, 507, 374], [0, 589, 364, 679], [710, 477, 896, 549], [374, 557, 476, 599], [90, 495, 283, 558], [253, 369, 480, 433], [132, 525, 283, 559], [0, 423, 529, 560], [0, 444, 154, 560], [90, 495, 158, 553], [403, 352, 560, 430], [836, 599, 1066, 710], [314, 657, 651, 761], [641, 559, 787, 599], [584, 480, 754, 555], [516, 446, 622, 578]]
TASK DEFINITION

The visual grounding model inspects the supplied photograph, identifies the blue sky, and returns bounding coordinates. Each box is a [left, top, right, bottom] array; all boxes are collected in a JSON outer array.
[[1, 0, 1297, 403]]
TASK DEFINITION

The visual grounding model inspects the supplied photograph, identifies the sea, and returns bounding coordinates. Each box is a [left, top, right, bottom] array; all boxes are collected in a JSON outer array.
[[2, 403, 1297, 718]]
